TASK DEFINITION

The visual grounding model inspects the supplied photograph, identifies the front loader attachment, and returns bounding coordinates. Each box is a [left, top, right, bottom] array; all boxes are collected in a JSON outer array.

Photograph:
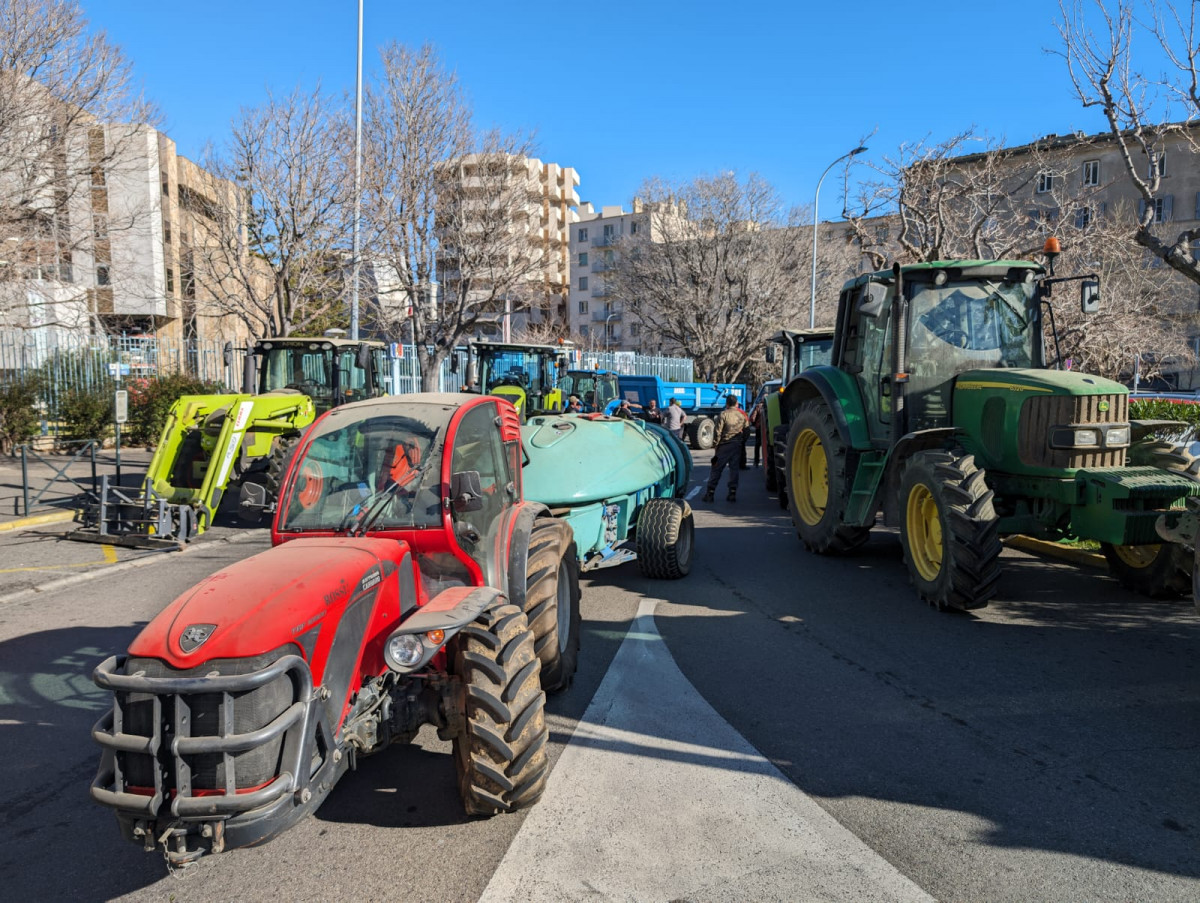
[[69, 393, 315, 548]]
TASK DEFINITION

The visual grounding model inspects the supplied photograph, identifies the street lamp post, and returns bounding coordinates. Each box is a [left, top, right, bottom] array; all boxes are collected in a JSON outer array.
[[810, 145, 867, 329], [605, 311, 617, 357], [350, 0, 363, 341]]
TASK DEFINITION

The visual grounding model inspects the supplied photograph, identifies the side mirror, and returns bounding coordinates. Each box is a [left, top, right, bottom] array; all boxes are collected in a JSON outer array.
[[450, 470, 484, 513], [356, 344, 372, 369], [1080, 280, 1100, 314], [450, 353, 459, 374], [222, 341, 233, 367], [858, 282, 888, 318], [464, 361, 478, 388], [765, 345, 778, 364]]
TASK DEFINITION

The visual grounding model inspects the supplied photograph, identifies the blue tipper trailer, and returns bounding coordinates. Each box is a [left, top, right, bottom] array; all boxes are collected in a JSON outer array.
[[616, 375, 747, 449]]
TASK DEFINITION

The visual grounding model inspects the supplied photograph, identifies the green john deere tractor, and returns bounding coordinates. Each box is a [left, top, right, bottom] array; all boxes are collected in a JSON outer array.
[[467, 340, 571, 421], [781, 252, 1199, 610], [71, 335, 389, 547], [762, 327, 834, 502]]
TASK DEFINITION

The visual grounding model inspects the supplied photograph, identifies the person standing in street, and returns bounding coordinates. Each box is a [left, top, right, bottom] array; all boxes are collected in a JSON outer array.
[[644, 399, 664, 424], [663, 397, 687, 441], [704, 395, 750, 503]]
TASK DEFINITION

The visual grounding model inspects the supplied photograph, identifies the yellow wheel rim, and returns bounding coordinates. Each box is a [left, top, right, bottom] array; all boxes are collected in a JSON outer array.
[[906, 483, 943, 582], [1111, 543, 1161, 569], [791, 428, 828, 526]]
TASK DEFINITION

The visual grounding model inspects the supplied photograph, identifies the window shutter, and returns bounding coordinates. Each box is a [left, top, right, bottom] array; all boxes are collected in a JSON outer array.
[[1165, 195, 1175, 221], [1138, 199, 1147, 220], [1074, 209, 1087, 229]]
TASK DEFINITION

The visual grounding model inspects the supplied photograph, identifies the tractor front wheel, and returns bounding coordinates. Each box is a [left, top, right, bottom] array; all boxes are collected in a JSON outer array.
[[773, 424, 790, 509], [785, 402, 870, 553], [450, 601, 549, 817], [1100, 543, 1191, 599], [898, 449, 1002, 611], [521, 518, 581, 693], [637, 498, 694, 579]]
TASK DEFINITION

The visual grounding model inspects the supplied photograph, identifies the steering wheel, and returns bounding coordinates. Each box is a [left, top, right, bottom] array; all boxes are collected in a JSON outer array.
[[286, 379, 321, 392]]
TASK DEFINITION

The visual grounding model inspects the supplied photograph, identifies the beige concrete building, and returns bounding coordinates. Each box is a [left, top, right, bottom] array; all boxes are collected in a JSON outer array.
[[438, 154, 579, 339]]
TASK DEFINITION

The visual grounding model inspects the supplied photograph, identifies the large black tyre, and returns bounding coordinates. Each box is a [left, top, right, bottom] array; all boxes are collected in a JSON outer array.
[[784, 402, 870, 553], [1100, 542, 1191, 598], [449, 601, 549, 816], [687, 417, 715, 450], [264, 431, 302, 500], [762, 412, 778, 492], [637, 498, 694, 579], [898, 448, 1002, 611], [1108, 438, 1197, 598], [521, 518, 581, 693], [773, 424, 790, 509]]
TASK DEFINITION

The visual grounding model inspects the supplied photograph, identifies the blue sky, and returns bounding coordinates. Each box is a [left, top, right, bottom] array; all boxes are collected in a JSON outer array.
[[84, 0, 1111, 216]]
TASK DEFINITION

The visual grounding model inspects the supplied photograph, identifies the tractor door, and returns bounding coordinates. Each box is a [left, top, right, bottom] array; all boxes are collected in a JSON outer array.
[[840, 284, 894, 444], [449, 401, 515, 585]]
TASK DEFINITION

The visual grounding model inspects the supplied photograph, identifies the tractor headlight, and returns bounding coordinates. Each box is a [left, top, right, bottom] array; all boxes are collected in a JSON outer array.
[[386, 633, 424, 670], [1073, 428, 1100, 447], [1105, 426, 1130, 447]]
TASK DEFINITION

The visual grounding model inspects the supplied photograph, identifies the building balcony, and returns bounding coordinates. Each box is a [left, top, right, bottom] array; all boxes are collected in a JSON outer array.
[[591, 308, 622, 322], [590, 234, 616, 248]]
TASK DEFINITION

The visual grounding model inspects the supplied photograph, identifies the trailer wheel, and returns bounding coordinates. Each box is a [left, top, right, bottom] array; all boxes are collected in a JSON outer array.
[[688, 417, 715, 450], [637, 498, 694, 579], [898, 448, 1002, 610], [521, 518, 581, 693], [450, 601, 549, 816], [1100, 543, 1191, 599], [785, 402, 870, 553]]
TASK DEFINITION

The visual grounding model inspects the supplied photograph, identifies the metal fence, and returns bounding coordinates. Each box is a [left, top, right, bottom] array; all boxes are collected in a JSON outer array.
[[0, 330, 693, 434]]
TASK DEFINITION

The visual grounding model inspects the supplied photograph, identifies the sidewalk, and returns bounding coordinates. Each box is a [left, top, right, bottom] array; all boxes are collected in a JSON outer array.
[[0, 443, 155, 531]]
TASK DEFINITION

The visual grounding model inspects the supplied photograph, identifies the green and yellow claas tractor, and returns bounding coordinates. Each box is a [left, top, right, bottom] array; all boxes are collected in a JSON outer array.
[[782, 251, 1200, 610], [466, 340, 571, 421], [71, 335, 389, 548]]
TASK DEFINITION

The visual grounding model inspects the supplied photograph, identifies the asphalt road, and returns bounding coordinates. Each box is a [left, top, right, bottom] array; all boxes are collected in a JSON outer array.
[[0, 454, 1197, 902]]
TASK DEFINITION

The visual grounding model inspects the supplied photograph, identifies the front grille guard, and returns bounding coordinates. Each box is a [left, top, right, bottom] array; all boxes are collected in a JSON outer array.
[[91, 654, 315, 819]]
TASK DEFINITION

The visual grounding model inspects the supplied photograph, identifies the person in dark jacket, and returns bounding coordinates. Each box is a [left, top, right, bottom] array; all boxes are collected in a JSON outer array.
[[703, 395, 750, 502]]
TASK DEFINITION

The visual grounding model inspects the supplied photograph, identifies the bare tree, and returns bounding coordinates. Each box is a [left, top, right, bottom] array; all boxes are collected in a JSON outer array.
[[0, 0, 158, 330], [608, 172, 806, 382], [199, 85, 352, 338], [1057, 0, 1200, 283], [361, 43, 546, 389]]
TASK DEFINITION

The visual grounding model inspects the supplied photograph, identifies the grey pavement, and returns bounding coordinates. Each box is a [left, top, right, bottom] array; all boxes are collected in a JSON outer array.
[[0, 441, 154, 527]]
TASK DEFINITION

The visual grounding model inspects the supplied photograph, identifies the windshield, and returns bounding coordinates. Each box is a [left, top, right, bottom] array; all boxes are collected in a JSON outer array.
[[479, 350, 547, 395], [793, 338, 833, 374], [909, 279, 1037, 370], [561, 372, 618, 411], [279, 403, 455, 532], [261, 346, 334, 405]]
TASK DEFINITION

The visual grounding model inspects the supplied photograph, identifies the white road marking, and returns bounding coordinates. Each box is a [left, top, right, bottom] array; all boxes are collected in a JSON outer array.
[[480, 599, 933, 903], [685, 485, 701, 500]]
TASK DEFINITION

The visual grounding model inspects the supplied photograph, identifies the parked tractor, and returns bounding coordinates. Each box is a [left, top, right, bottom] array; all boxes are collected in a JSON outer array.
[[523, 413, 694, 577], [782, 250, 1200, 610], [761, 327, 834, 502], [467, 340, 571, 420], [559, 368, 620, 414], [69, 335, 388, 548], [91, 393, 582, 865]]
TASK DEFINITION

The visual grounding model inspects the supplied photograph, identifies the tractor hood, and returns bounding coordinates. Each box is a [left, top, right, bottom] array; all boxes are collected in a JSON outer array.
[[127, 537, 404, 668], [955, 368, 1127, 396], [521, 415, 688, 505]]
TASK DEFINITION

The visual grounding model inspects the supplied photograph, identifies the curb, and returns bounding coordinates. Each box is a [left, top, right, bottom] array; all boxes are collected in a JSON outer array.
[[0, 508, 78, 532], [1003, 535, 1107, 569], [0, 528, 263, 607]]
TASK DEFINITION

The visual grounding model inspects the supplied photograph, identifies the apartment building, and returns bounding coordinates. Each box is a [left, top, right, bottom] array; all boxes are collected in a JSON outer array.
[[1, 90, 254, 350], [437, 154, 579, 339]]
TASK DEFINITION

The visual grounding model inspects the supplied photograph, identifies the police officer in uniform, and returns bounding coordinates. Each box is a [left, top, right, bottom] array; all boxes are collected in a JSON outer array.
[[703, 395, 749, 503]]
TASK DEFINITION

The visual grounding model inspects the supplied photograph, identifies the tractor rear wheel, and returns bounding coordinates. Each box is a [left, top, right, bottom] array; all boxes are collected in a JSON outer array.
[[450, 601, 549, 816], [773, 424, 790, 509], [522, 518, 581, 693], [637, 498, 694, 579], [785, 402, 870, 553], [898, 448, 1002, 611], [264, 431, 302, 501], [1100, 543, 1191, 599]]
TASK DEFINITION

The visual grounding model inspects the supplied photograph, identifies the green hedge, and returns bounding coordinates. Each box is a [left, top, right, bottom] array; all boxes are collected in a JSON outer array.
[[126, 375, 226, 447], [1130, 399, 1200, 442], [57, 385, 114, 442], [0, 375, 44, 454]]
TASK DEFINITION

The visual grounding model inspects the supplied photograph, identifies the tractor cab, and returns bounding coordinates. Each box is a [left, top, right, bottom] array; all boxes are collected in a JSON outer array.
[[467, 340, 571, 420], [766, 327, 835, 383], [256, 335, 389, 413], [559, 369, 619, 413]]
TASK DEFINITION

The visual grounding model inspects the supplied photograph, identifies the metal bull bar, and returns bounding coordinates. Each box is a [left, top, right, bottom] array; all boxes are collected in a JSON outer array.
[[90, 654, 315, 820]]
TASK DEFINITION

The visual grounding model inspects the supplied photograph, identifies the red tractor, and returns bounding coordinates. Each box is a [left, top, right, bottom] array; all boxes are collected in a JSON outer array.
[[90, 393, 581, 865]]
